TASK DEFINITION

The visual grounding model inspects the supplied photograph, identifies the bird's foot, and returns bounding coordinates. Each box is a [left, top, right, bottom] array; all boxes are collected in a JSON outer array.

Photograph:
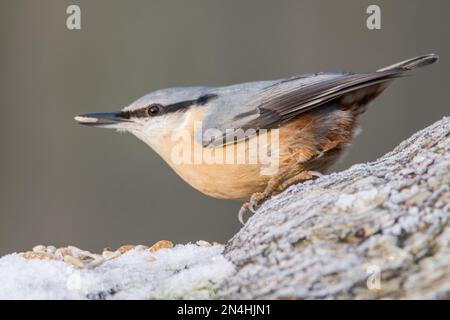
[[237, 170, 323, 225], [238, 192, 269, 225], [278, 170, 322, 190]]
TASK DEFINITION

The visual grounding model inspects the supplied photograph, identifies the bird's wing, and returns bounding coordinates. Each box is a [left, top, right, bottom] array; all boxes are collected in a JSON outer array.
[[201, 70, 400, 148], [240, 70, 401, 128], [201, 54, 438, 147]]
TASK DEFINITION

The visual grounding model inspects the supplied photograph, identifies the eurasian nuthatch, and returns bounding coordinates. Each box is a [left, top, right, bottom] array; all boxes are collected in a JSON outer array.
[[75, 54, 438, 223]]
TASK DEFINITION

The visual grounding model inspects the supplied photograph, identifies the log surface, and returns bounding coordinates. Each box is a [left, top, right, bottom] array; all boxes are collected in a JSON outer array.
[[221, 117, 450, 299]]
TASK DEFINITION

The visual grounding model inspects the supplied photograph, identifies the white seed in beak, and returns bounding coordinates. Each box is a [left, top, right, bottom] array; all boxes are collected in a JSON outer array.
[[74, 115, 99, 123]]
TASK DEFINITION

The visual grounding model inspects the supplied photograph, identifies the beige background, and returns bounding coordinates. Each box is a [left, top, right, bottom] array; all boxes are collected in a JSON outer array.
[[0, 0, 448, 255]]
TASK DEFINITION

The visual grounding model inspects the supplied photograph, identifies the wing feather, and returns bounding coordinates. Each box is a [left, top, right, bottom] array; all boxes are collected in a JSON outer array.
[[241, 70, 401, 130], [203, 70, 400, 147], [202, 54, 438, 147]]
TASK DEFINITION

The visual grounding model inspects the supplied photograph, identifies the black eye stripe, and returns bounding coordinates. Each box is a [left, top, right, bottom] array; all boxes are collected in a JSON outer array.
[[132, 108, 149, 118], [118, 94, 218, 119], [197, 94, 218, 105], [165, 100, 195, 112], [118, 110, 131, 119]]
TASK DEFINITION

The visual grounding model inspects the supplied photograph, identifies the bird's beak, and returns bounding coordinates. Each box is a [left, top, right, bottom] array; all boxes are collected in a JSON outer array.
[[74, 112, 129, 128]]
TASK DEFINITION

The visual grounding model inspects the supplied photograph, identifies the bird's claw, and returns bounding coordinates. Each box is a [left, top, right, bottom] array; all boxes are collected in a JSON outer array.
[[309, 170, 323, 178], [238, 193, 267, 225], [247, 200, 257, 213], [238, 203, 251, 225]]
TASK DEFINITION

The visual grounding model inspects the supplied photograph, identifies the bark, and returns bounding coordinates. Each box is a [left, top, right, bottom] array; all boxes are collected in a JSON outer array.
[[220, 117, 450, 299]]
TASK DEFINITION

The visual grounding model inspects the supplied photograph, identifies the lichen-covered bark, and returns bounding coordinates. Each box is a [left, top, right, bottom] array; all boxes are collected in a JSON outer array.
[[221, 117, 450, 299]]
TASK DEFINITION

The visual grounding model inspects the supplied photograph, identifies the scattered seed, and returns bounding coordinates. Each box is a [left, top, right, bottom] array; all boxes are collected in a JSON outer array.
[[63, 255, 84, 268], [20, 240, 181, 269], [21, 251, 53, 260], [32, 245, 46, 253], [55, 248, 70, 260], [103, 250, 121, 260], [79, 250, 99, 261], [46, 246, 56, 254], [149, 240, 174, 253], [196, 240, 211, 247], [117, 245, 135, 254], [68, 245, 84, 257], [86, 256, 105, 269]]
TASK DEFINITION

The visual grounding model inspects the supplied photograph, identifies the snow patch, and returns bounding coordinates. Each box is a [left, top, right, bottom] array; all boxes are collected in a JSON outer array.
[[0, 244, 235, 300]]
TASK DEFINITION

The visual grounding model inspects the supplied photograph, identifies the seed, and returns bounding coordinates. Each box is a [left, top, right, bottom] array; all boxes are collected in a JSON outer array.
[[46, 246, 56, 254], [117, 245, 135, 254], [196, 240, 211, 247], [86, 256, 105, 269], [32, 245, 46, 253], [149, 240, 174, 253], [21, 251, 53, 260], [77, 250, 97, 260], [64, 255, 85, 268], [212, 241, 223, 246], [103, 250, 121, 260], [134, 245, 149, 251], [67, 246, 83, 258], [55, 248, 70, 260]]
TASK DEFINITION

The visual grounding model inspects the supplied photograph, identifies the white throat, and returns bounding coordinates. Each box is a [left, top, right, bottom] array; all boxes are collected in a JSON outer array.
[[128, 111, 190, 158]]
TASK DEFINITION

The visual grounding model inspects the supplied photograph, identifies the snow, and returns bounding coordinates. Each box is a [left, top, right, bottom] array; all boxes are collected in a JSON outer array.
[[0, 244, 235, 300]]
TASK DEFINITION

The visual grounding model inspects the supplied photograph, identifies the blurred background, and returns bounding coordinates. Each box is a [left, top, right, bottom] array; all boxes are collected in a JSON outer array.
[[0, 0, 448, 255]]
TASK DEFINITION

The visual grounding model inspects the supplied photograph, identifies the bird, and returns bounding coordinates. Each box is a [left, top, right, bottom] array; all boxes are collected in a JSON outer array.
[[75, 53, 438, 224]]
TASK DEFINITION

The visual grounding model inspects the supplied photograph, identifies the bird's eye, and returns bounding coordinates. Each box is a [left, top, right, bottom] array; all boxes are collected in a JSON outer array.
[[147, 104, 162, 116]]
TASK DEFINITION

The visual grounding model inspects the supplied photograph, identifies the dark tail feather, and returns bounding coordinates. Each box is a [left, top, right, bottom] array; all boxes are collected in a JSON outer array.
[[377, 53, 439, 72]]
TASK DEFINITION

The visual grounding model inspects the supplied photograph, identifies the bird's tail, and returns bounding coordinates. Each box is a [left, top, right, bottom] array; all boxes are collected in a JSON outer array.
[[337, 53, 439, 114], [376, 53, 439, 72]]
